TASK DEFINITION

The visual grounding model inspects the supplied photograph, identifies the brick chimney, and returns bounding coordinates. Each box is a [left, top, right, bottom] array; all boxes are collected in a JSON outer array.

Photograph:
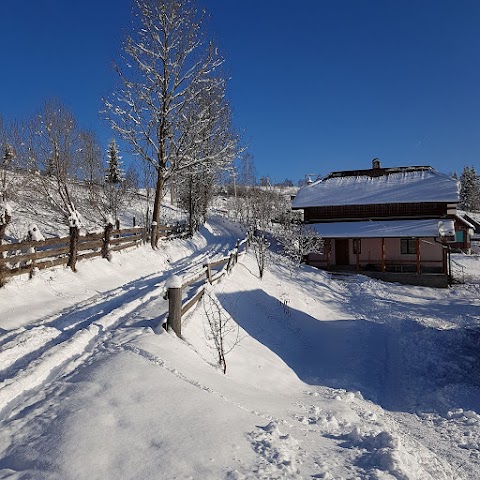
[[372, 158, 381, 169]]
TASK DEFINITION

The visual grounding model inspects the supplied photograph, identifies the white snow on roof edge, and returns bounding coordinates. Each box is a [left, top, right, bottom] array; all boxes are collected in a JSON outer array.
[[309, 218, 455, 238]]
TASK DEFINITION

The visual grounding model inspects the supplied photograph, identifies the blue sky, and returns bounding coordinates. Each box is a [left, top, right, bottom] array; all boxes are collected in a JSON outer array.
[[1, 1, 479, 184]]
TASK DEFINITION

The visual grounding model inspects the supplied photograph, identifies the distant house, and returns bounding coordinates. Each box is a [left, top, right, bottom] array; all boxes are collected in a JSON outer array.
[[291, 159, 472, 287], [461, 211, 480, 253]]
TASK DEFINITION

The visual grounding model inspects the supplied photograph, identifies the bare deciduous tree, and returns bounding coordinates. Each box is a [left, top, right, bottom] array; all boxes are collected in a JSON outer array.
[[79, 130, 103, 188], [104, 0, 240, 247], [0, 116, 25, 204], [29, 99, 82, 221], [251, 232, 270, 279], [203, 290, 240, 374], [237, 152, 256, 187], [175, 76, 237, 231]]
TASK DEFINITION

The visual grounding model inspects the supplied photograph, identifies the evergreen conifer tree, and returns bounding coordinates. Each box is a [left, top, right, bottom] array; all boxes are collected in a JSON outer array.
[[459, 165, 480, 211], [105, 139, 123, 184]]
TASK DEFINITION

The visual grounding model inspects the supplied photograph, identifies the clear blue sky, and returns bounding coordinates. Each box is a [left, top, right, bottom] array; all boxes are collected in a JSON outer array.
[[1, 1, 479, 184]]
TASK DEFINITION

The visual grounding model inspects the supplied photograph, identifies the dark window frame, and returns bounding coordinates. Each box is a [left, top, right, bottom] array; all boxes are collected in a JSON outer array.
[[400, 238, 417, 254], [353, 238, 361, 254]]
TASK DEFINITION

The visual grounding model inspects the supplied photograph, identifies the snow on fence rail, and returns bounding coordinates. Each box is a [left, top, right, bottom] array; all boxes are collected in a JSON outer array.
[[0, 223, 190, 287], [166, 237, 248, 337]]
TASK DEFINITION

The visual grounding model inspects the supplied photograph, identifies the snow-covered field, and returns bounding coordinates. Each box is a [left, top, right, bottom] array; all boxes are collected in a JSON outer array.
[[0, 217, 480, 479]]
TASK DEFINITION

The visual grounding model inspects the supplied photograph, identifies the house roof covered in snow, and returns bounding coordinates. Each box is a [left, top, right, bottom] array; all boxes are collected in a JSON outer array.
[[460, 211, 480, 232], [292, 165, 460, 209], [310, 218, 455, 239]]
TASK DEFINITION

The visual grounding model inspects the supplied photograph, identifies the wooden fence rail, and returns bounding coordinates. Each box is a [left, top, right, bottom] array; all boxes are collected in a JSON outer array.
[[0, 222, 190, 287], [166, 237, 249, 336]]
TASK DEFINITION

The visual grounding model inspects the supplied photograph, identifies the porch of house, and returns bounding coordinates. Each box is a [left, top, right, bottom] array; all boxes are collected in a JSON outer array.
[[306, 236, 450, 288]]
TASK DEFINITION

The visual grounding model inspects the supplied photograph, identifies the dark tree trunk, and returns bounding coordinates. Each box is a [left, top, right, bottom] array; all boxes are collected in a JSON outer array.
[[151, 174, 165, 249], [67, 226, 79, 272], [189, 176, 194, 234]]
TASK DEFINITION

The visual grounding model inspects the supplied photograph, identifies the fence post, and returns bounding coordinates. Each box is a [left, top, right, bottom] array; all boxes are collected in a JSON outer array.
[[166, 275, 183, 337], [29, 245, 36, 279], [205, 263, 212, 284], [0, 210, 11, 286], [227, 251, 234, 273], [102, 221, 114, 260], [0, 255, 5, 287]]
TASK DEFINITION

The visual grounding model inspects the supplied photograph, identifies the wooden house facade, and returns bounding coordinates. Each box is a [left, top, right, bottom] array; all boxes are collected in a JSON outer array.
[[291, 160, 470, 287]]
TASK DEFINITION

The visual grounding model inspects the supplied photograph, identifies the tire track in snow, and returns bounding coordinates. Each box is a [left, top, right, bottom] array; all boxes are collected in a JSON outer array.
[[0, 282, 166, 415], [0, 326, 62, 377], [0, 232, 238, 417]]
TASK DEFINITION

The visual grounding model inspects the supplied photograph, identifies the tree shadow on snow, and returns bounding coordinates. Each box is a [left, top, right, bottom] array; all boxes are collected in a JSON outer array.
[[218, 289, 480, 415]]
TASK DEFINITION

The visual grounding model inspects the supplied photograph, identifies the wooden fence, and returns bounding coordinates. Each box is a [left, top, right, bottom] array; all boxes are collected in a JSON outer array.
[[0, 222, 189, 286], [166, 237, 248, 336]]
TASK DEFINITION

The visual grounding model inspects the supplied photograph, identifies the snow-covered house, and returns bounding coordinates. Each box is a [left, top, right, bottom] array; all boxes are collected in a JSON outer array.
[[292, 159, 472, 287]]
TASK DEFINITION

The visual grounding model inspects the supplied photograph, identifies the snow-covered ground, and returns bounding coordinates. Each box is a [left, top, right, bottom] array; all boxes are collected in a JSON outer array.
[[0, 217, 479, 479]]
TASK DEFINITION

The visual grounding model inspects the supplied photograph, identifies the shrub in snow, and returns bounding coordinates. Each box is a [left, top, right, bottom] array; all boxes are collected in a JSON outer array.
[[279, 222, 324, 266]]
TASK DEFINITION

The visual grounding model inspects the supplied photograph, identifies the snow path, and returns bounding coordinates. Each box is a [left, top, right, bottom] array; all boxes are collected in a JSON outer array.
[[0, 217, 243, 417], [0, 326, 62, 376]]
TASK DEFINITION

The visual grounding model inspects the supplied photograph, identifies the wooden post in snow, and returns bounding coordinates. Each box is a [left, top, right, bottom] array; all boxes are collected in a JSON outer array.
[[416, 238, 421, 274], [166, 275, 183, 337], [326, 239, 331, 270], [381, 238, 386, 272], [205, 263, 212, 284], [235, 240, 240, 262], [0, 208, 12, 286], [442, 243, 447, 274], [355, 239, 360, 273], [102, 221, 114, 260]]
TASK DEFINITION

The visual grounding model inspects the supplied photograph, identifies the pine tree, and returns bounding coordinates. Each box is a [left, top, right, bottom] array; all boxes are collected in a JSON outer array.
[[105, 139, 123, 184], [459, 166, 480, 211]]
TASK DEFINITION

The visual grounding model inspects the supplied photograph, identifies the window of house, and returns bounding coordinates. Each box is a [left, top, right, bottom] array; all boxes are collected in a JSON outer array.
[[353, 238, 361, 254], [455, 231, 464, 243], [400, 238, 417, 254]]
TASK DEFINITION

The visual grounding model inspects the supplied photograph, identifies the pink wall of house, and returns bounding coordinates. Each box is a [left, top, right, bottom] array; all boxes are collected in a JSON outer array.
[[355, 238, 443, 264], [307, 237, 444, 267]]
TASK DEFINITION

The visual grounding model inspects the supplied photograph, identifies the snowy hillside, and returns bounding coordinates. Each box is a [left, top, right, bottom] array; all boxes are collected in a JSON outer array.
[[0, 171, 186, 242], [0, 217, 480, 479]]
